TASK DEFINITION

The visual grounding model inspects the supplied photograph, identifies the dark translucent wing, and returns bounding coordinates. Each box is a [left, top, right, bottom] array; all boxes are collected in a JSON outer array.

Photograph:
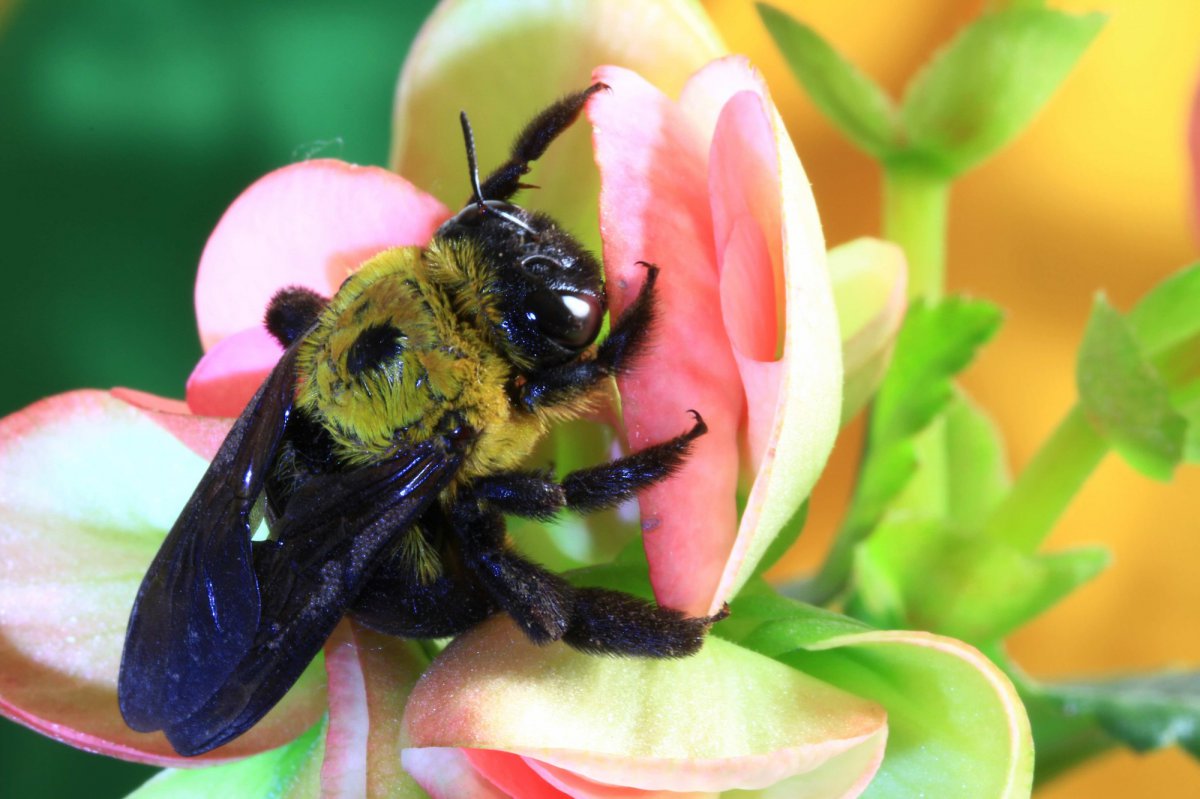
[[118, 346, 300, 733], [162, 440, 464, 756]]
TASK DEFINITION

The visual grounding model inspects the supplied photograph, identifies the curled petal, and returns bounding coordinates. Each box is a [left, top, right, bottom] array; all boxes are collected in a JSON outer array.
[[0, 391, 324, 765], [403, 616, 887, 795], [195, 159, 448, 350], [589, 66, 744, 617], [700, 59, 842, 611], [186, 325, 284, 417], [827, 238, 908, 424], [391, 0, 726, 250]]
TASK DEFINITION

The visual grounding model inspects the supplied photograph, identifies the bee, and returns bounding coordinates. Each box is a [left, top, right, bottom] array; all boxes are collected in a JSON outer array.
[[117, 85, 721, 757]]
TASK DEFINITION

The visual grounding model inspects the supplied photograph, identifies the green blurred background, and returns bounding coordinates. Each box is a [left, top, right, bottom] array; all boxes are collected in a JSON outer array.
[[0, 1, 435, 794]]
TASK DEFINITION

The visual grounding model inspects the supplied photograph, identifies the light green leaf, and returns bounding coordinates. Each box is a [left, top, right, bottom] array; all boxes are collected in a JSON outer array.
[[1127, 262, 1200, 356], [944, 391, 1011, 529], [757, 4, 899, 159], [901, 8, 1104, 175], [1077, 295, 1186, 479], [403, 616, 887, 796], [776, 631, 1034, 798], [855, 517, 1109, 645], [828, 238, 908, 424], [127, 720, 326, 799]]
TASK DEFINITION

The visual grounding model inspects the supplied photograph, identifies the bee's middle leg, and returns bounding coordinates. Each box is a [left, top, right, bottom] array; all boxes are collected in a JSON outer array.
[[471, 409, 705, 518]]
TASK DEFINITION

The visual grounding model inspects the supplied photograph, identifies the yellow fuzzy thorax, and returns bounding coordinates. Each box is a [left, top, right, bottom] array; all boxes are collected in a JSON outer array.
[[293, 246, 562, 479]]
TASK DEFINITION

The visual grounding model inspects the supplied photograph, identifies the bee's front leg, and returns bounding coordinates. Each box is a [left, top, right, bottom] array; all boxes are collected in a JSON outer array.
[[514, 262, 659, 413]]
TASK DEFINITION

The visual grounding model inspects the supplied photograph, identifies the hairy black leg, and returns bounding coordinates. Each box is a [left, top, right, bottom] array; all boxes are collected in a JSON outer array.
[[516, 263, 659, 412], [351, 571, 495, 639], [470, 410, 706, 518], [563, 588, 724, 657], [265, 286, 328, 347], [478, 83, 608, 202], [448, 493, 573, 643]]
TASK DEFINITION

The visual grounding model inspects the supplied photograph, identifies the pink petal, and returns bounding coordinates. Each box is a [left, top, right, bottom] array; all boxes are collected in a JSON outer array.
[[186, 325, 284, 417], [465, 749, 571, 798], [589, 65, 743, 617], [322, 621, 428, 798], [401, 748, 511, 799], [526, 758, 716, 799], [109, 387, 232, 461], [690, 59, 841, 610], [195, 159, 448, 350], [0, 391, 324, 765]]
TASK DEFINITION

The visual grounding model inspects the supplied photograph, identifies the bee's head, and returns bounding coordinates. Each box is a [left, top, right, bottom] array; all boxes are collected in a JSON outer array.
[[434, 106, 605, 370], [435, 201, 605, 369]]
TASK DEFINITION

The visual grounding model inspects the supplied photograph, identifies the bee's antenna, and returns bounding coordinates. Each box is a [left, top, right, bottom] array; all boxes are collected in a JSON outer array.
[[459, 109, 539, 237], [459, 111, 487, 213]]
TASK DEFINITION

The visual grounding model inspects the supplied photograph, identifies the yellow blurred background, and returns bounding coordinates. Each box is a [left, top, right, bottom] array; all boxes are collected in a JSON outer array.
[[710, 0, 1200, 794]]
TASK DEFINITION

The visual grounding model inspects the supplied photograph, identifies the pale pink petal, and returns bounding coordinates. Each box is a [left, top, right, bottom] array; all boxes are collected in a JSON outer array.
[[0, 391, 324, 765], [110, 388, 232, 461], [322, 621, 428, 798], [694, 60, 841, 611], [589, 65, 743, 617], [465, 749, 571, 798], [185, 325, 284, 417], [321, 622, 368, 799], [195, 159, 448, 350], [401, 748, 511, 799], [404, 617, 886, 794]]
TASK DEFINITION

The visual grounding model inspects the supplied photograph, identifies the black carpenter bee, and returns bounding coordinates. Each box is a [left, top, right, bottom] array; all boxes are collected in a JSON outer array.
[[117, 85, 722, 757]]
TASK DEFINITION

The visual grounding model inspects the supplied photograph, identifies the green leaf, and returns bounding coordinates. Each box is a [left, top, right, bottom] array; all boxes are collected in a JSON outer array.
[[1128, 262, 1200, 356], [855, 517, 1109, 645], [757, 4, 899, 159], [1020, 669, 1200, 782], [847, 298, 1002, 537], [127, 720, 326, 799], [944, 392, 1011, 529], [799, 299, 1001, 602], [901, 8, 1104, 175], [1077, 295, 1186, 479]]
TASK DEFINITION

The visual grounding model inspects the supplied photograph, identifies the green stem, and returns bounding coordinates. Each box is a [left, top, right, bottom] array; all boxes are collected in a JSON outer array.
[[883, 164, 949, 301], [984, 404, 1108, 552], [883, 164, 951, 514]]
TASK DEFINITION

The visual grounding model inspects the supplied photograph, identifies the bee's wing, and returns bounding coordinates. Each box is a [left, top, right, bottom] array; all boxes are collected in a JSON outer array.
[[119, 344, 302, 735], [163, 440, 463, 756]]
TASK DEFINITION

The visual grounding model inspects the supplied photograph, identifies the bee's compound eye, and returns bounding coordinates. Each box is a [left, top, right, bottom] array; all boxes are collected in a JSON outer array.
[[527, 289, 602, 349], [346, 324, 404, 376]]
